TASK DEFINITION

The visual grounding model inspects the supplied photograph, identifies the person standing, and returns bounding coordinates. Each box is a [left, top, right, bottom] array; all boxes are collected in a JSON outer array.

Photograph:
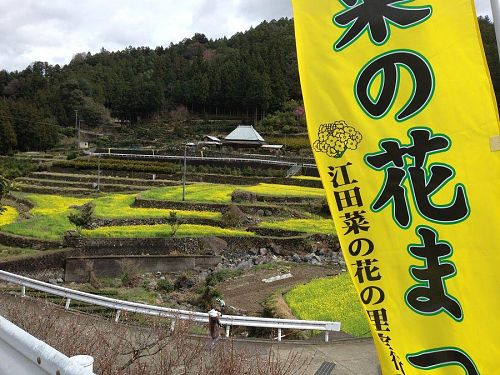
[[208, 306, 222, 349]]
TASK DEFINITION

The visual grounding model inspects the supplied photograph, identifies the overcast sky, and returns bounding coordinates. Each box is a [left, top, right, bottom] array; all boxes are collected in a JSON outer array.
[[0, 0, 494, 72]]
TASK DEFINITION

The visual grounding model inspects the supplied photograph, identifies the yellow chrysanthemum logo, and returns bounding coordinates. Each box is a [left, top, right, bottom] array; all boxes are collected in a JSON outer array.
[[313, 120, 362, 158]]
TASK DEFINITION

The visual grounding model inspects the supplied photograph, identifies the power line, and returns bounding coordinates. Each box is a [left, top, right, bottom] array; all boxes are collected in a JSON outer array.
[[0, 114, 60, 127]]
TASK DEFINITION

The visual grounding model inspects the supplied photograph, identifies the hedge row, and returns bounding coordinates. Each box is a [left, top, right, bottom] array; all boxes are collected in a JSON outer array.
[[53, 159, 180, 174], [53, 158, 287, 178]]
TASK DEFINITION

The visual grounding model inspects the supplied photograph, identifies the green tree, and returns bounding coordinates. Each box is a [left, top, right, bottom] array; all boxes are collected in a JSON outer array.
[[0, 175, 11, 213], [166, 211, 181, 236], [0, 102, 17, 154], [80, 96, 112, 127], [68, 202, 95, 233]]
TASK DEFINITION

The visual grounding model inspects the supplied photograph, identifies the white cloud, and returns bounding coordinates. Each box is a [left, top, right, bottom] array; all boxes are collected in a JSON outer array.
[[0, 0, 493, 72]]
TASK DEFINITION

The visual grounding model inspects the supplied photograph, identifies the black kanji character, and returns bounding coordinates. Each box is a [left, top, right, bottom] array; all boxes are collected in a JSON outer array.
[[342, 210, 370, 235], [365, 128, 469, 228], [329, 163, 357, 188], [390, 351, 406, 375], [367, 308, 390, 331], [348, 238, 374, 256], [378, 333, 391, 346], [333, 0, 432, 51], [353, 258, 381, 283], [334, 187, 363, 211], [355, 50, 434, 122], [360, 285, 385, 305], [405, 226, 463, 321], [407, 348, 479, 375]]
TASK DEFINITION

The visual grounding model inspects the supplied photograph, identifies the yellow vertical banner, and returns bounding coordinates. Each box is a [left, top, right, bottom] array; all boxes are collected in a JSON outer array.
[[292, 1, 500, 374]]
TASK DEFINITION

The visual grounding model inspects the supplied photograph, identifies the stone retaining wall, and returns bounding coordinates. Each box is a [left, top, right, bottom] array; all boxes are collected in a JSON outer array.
[[65, 255, 221, 283], [132, 198, 309, 218], [0, 249, 73, 273], [68, 234, 338, 257], [0, 231, 62, 250], [90, 217, 224, 228], [49, 167, 322, 187]]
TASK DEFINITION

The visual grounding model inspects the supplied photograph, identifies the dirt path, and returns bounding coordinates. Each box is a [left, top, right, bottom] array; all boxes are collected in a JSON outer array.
[[217, 264, 339, 315]]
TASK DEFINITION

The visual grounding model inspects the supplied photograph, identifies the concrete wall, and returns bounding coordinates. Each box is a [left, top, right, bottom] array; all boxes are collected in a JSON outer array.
[[65, 255, 221, 283]]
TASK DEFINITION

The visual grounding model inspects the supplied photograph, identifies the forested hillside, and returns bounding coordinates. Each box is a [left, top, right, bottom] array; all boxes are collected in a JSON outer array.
[[0, 17, 498, 154]]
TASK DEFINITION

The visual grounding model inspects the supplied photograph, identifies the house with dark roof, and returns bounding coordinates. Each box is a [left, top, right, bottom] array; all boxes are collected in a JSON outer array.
[[223, 125, 266, 148]]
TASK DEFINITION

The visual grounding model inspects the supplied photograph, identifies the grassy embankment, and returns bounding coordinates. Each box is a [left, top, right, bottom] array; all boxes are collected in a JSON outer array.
[[141, 183, 325, 202], [1, 182, 328, 240], [82, 224, 253, 238], [258, 218, 335, 235], [285, 272, 369, 337], [93, 194, 220, 219], [1, 194, 220, 240], [1, 195, 90, 240]]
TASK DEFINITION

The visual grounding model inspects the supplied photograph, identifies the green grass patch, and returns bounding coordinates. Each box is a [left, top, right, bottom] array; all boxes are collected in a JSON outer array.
[[0, 206, 18, 226], [82, 224, 254, 238], [259, 218, 336, 235], [93, 194, 221, 219], [141, 182, 325, 203], [285, 273, 369, 337], [140, 184, 235, 203], [116, 287, 157, 305], [205, 269, 243, 286], [243, 183, 324, 198], [2, 194, 91, 240], [0, 244, 39, 260]]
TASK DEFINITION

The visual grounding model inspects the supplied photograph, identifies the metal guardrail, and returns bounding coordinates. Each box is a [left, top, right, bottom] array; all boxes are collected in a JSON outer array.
[[0, 270, 340, 342], [0, 315, 95, 375], [88, 151, 318, 169]]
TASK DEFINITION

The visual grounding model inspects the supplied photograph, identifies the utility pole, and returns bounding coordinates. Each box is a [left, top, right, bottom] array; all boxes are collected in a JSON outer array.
[[182, 143, 195, 201], [97, 154, 101, 192], [74, 110, 79, 150], [182, 144, 188, 201]]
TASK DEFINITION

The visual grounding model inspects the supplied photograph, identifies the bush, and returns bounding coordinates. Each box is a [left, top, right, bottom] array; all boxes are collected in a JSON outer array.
[[166, 211, 181, 236], [174, 274, 195, 290], [196, 285, 222, 311], [0, 157, 40, 178], [54, 158, 180, 174], [157, 279, 174, 293], [205, 269, 242, 287], [66, 151, 79, 160], [68, 202, 94, 233]]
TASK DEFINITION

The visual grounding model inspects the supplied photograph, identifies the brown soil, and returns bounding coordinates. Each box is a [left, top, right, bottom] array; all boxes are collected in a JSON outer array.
[[218, 264, 338, 315]]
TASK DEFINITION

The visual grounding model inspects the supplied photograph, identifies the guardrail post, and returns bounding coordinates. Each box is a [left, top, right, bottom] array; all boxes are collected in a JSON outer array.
[[277, 328, 282, 342], [65, 298, 71, 310], [115, 309, 121, 322], [170, 320, 176, 332], [325, 331, 329, 343], [225, 325, 230, 338], [21, 286, 25, 297]]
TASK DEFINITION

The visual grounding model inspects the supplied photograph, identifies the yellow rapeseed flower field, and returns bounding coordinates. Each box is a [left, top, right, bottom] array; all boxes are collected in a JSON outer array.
[[0, 206, 18, 226], [259, 218, 336, 235], [285, 273, 369, 337], [93, 194, 221, 219]]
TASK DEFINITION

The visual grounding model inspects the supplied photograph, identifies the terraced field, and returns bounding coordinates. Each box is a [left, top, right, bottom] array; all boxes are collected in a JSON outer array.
[[1, 176, 330, 241]]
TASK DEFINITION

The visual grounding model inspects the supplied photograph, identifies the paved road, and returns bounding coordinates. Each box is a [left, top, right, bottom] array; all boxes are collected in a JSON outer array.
[[214, 337, 380, 375]]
